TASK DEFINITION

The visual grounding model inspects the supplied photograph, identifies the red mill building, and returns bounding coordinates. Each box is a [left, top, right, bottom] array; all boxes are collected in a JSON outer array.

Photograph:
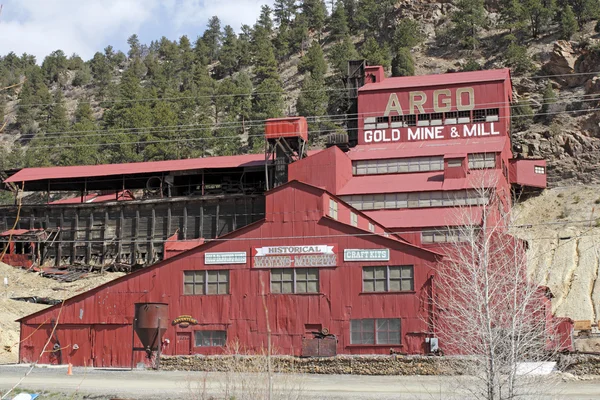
[[10, 68, 556, 367]]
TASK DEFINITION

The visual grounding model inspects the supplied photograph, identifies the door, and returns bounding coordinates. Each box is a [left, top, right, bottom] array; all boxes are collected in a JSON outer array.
[[92, 325, 132, 367], [176, 332, 192, 355]]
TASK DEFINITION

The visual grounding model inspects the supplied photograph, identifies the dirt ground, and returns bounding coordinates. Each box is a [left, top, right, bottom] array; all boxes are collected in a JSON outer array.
[[0, 261, 123, 364]]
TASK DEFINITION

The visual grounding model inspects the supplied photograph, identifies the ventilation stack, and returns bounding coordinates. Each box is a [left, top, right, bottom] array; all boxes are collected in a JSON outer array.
[[346, 60, 366, 147], [264, 117, 308, 190]]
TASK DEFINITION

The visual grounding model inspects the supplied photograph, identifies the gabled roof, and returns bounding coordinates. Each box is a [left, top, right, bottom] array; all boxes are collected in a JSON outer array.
[[359, 69, 511, 92]]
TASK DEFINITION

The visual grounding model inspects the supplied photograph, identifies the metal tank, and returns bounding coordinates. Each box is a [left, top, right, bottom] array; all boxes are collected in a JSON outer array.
[[133, 303, 169, 353]]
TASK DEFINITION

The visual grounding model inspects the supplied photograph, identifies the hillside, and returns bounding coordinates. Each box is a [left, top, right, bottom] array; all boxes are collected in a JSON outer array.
[[1, 0, 600, 185]]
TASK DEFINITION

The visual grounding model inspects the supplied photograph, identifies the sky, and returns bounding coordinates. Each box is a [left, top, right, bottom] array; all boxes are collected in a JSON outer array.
[[0, 0, 275, 63]]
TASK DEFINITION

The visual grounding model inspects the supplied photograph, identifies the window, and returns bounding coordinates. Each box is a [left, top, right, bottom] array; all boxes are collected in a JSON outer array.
[[368, 222, 375, 232], [351, 212, 358, 227], [375, 116, 388, 124], [329, 199, 338, 220], [363, 266, 414, 292], [444, 111, 458, 124], [458, 110, 471, 123], [473, 109, 486, 122], [431, 112, 443, 125], [183, 270, 229, 295], [405, 114, 416, 126], [447, 159, 463, 168], [422, 228, 469, 243], [534, 166, 545, 174], [195, 330, 227, 347], [352, 156, 444, 176], [271, 268, 319, 294], [486, 108, 499, 122], [340, 190, 488, 211], [350, 318, 401, 345], [417, 113, 431, 126], [468, 153, 496, 169]]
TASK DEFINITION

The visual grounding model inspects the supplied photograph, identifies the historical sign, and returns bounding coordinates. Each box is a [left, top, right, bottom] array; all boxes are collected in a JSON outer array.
[[205, 252, 247, 265], [252, 245, 337, 268], [172, 315, 198, 328], [344, 249, 390, 262]]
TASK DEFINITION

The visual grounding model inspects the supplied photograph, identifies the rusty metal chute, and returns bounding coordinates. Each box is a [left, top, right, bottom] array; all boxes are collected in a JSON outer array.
[[132, 302, 169, 369]]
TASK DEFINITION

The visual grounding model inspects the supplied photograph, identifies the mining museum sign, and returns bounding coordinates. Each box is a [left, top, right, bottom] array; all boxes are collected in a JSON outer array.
[[252, 245, 337, 268]]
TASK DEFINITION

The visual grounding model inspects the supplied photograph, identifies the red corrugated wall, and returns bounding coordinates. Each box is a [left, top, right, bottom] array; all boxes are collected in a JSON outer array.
[[19, 182, 440, 367]]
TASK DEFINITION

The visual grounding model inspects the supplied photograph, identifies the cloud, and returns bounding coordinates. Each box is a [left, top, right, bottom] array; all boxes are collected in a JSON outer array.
[[0, 0, 274, 63], [0, 0, 158, 62]]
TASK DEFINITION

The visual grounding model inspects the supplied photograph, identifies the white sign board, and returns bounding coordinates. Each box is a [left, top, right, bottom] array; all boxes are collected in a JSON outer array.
[[205, 252, 247, 265], [252, 245, 337, 268], [344, 249, 390, 262]]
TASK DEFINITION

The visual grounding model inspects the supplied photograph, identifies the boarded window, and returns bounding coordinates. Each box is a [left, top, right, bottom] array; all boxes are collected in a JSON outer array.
[[184, 270, 229, 295], [194, 330, 227, 347], [350, 318, 401, 345], [447, 159, 463, 168], [351, 212, 358, 227], [271, 268, 319, 294], [363, 266, 413, 292]]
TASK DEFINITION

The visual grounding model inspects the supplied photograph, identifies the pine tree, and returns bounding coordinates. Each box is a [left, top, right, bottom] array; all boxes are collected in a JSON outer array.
[[392, 48, 415, 77], [72, 65, 91, 87], [560, 4, 578, 39], [89, 52, 113, 99], [328, 35, 359, 75], [360, 37, 391, 69], [451, 0, 487, 49], [296, 74, 328, 141], [257, 5, 274, 34], [274, 23, 291, 61], [60, 101, 103, 166], [127, 34, 142, 59], [46, 90, 69, 133], [394, 19, 423, 49], [290, 14, 310, 54], [302, 0, 328, 41], [250, 78, 284, 152], [253, 32, 280, 83], [41, 49, 68, 84], [203, 16, 222, 62], [298, 42, 327, 79], [238, 25, 254, 67], [217, 25, 240, 77], [330, 0, 350, 41], [342, 0, 357, 30], [570, 0, 600, 28], [523, 0, 555, 38], [540, 81, 557, 118], [499, 0, 527, 35], [274, 0, 296, 26]]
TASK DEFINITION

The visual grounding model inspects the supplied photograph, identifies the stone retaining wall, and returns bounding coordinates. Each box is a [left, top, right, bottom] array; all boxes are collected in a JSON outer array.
[[161, 354, 600, 376], [160, 355, 472, 375]]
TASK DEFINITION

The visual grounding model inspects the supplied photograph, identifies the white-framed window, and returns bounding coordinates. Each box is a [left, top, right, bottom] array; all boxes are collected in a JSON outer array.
[[183, 270, 229, 295], [340, 190, 488, 211], [353, 156, 444, 176], [329, 199, 338, 220], [468, 153, 496, 169], [363, 266, 414, 292], [195, 330, 227, 347], [368, 222, 375, 232], [534, 166, 545, 174], [421, 228, 470, 244], [351, 212, 358, 227], [350, 318, 401, 345], [447, 159, 463, 168], [271, 268, 319, 294]]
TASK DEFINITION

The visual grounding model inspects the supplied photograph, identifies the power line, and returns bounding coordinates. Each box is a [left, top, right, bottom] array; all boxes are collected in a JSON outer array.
[[7, 69, 600, 110], [21, 103, 600, 149]]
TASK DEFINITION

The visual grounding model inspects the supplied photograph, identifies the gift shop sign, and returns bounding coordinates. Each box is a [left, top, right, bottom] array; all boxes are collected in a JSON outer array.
[[252, 245, 337, 268]]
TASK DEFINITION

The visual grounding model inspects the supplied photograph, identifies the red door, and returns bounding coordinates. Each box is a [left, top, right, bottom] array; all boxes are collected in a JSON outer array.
[[176, 332, 192, 355], [92, 325, 132, 367]]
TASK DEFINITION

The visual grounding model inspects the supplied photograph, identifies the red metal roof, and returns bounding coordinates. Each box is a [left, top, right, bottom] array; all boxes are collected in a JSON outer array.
[[5, 153, 267, 183], [337, 169, 504, 195], [347, 137, 507, 161], [359, 69, 511, 92], [365, 207, 483, 229]]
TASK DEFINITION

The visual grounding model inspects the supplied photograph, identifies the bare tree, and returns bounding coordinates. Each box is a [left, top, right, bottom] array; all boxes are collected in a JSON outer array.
[[431, 175, 563, 400]]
